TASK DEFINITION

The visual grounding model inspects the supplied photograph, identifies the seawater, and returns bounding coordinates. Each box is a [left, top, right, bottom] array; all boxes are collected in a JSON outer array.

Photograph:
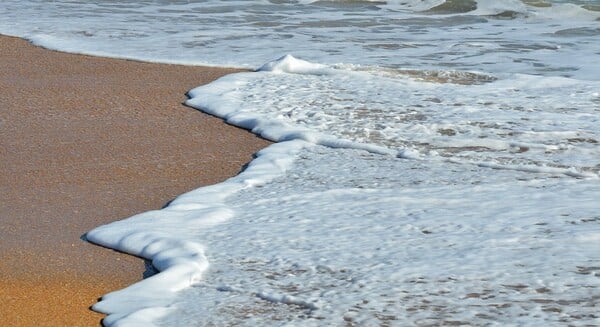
[[2, 0, 599, 326]]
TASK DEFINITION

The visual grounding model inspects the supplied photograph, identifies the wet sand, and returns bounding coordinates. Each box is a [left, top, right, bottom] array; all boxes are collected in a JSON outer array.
[[0, 35, 270, 326]]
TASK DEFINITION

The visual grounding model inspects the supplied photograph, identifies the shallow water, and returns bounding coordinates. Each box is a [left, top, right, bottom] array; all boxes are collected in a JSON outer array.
[[2, 0, 598, 325], [2, 0, 599, 75], [159, 145, 600, 326]]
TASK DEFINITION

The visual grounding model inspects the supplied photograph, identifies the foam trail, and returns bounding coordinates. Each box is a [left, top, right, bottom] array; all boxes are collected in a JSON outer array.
[[188, 55, 599, 177], [187, 55, 411, 158], [2, 0, 597, 325], [86, 140, 308, 326]]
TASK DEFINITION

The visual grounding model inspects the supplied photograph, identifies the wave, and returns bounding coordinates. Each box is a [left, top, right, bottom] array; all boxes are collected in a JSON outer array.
[[424, 0, 478, 14], [188, 55, 600, 177], [381, 0, 600, 18]]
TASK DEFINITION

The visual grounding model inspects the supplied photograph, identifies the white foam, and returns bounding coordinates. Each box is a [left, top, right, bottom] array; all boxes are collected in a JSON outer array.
[[87, 140, 309, 326], [2, 1, 598, 325], [186, 60, 400, 157], [257, 54, 334, 75], [157, 146, 600, 326], [188, 57, 600, 177], [2, 0, 599, 77]]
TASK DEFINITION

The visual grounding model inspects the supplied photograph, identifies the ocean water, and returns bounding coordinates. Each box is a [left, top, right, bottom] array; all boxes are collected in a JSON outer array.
[[2, 0, 599, 326]]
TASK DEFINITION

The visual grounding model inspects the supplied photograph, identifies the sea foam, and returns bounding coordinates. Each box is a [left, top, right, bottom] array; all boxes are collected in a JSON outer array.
[[87, 140, 308, 326], [90, 53, 599, 326], [2, 0, 598, 325]]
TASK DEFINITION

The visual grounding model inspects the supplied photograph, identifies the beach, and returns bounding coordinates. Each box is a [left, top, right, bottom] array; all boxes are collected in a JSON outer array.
[[1, 1, 599, 325], [0, 34, 270, 326]]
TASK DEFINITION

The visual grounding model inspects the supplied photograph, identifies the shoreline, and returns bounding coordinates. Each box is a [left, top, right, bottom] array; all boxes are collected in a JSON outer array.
[[0, 34, 270, 326]]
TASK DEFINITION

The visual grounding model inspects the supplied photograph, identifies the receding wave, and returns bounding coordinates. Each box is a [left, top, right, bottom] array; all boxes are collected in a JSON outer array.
[[521, 0, 552, 7], [398, 69, 497, 85], [554, 27, 600, 36], [353, 66, 498, 85], [308, 0, 388, 7], [583, 4, 600, 12], [484, 10, 528, 19], [423, 0, 477, 14], [420, 0, 599, 19]]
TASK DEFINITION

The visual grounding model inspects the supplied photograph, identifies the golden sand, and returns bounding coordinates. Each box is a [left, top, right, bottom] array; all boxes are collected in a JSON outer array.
[[0, 35, 270, 326]]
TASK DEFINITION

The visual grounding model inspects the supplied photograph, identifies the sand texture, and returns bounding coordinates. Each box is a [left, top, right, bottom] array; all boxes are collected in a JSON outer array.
[[0, 35, 270, 326]]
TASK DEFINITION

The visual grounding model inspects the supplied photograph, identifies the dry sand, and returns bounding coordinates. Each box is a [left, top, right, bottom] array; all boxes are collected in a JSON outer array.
[[0, 35, 270, 326]]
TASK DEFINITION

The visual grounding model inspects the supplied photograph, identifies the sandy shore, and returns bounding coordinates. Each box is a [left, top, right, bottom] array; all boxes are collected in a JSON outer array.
[[0, 35, 270, 326]]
